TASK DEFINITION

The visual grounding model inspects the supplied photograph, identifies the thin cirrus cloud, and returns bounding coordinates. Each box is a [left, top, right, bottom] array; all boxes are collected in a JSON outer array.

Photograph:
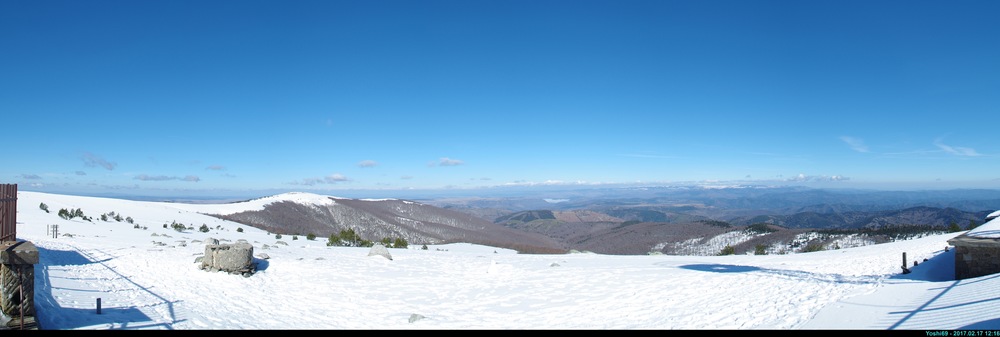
[[134, 175, 201, 182], [357, 160, 378, 168], [839, 136, 869, 153], [82, 152, 117, 170], [934, 139, 981, 157], [19, 174, 42, 180], [206, 165, 226, 171]]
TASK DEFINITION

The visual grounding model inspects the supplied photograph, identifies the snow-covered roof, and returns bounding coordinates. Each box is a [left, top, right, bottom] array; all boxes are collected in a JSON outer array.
[[965, 210, 1000, 239]]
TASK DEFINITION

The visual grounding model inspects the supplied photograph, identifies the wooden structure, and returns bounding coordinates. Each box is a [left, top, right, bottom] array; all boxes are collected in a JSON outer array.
[[0, 184, 40, 329], [948, 232, 1000, 280], [0, 184, 15, 242]]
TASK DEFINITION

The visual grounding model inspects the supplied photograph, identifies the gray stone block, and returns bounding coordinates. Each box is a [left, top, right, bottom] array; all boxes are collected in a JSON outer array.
[[201, 242, 254, 275], [368, 243, 393, 260]]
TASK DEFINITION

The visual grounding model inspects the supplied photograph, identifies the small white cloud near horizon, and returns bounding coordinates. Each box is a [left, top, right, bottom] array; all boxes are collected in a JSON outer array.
[[934, 139, 981, 157], [840, 136, 869, 153], [325, 173, 348, 183], [438, 157, 464, 166], [787, 173, 850, 182], [19, 174, 42, 179], [358, 160, 378, 168], [206, 165, 226, 171]]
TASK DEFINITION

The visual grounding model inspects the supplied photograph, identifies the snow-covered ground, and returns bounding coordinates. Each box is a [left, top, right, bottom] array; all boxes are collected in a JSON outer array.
[[4, 191, 999, 330]]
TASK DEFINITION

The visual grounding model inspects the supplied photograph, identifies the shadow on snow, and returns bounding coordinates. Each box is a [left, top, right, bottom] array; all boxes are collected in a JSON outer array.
[[33, 246, 186, 330]]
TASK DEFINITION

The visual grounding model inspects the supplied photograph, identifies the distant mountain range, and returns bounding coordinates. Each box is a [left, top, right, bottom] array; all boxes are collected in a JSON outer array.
[[207, 193, 566, 253], [492, 206, 989, 255], [194, 186, 1000, 256]]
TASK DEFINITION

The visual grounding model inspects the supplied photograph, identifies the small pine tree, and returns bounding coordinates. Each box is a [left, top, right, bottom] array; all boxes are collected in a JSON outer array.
[[421, 244, 428, 250], [968, 219, 978, 231], [339, 228, 361, 246], [393, 237, 408, 249], [948, 221, 962, 233], [275, 234, 282, 239], [801, 243, 825, 253], [126, 216, 134, 224], [199, 224, 210, 233], [719, 245, 735, 256], [306, 233, 316, 240], [292, 235, 298, 240], [754, 244, 767, 255], [39, 202, 49, 213], [237, 227, 244, 233]]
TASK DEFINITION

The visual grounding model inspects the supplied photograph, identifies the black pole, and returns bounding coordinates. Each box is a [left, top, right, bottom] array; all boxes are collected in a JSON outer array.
[[97, 298, 101, 315]]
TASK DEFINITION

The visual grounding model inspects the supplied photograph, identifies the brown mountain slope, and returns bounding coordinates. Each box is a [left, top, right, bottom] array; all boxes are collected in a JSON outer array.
[[211, 197, 567, 254]]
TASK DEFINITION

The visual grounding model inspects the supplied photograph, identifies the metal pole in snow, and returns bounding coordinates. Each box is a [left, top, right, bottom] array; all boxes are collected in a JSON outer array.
[[97, 298, 101, 314]]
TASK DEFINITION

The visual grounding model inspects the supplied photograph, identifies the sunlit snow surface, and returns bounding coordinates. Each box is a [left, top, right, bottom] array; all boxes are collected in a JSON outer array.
[[9, 191, 1000, 330]]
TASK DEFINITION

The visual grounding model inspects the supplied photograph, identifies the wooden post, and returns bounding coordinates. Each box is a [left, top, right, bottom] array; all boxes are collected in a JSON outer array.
[[97, 298, 101, 314], [902, 252, 906, 268]]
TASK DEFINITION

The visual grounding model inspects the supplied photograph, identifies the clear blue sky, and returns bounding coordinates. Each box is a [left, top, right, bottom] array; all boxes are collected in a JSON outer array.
[[3, 0, 999, 198]]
